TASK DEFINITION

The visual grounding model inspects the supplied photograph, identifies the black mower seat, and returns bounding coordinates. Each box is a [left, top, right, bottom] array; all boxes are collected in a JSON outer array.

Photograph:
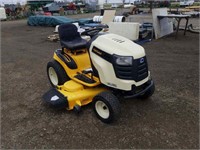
[[58, 23, 87, 51]]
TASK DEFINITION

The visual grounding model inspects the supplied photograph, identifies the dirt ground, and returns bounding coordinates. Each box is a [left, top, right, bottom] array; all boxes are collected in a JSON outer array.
[[1, 13, 199, 149]]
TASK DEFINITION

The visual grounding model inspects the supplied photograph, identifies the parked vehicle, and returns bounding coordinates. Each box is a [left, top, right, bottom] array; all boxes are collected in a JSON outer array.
[[180, 0, 194, 6]]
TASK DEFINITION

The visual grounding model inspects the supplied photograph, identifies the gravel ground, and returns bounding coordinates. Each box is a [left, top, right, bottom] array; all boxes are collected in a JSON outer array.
[[1, 13, 199, 149]]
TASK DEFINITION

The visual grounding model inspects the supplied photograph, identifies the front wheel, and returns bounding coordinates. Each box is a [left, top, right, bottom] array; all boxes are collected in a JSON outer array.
[[93, 91, 120, 123]]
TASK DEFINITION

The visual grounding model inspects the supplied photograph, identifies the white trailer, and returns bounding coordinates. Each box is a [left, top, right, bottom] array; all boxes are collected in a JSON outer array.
[[124, 0, 137, 4], [107, 0, 123, 4], [106, 0, 122, 7], [0, 7, 6, 20]]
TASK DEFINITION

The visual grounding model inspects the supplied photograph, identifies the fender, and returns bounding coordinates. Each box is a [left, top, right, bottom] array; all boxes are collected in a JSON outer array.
[[55, 49, 77, 69]]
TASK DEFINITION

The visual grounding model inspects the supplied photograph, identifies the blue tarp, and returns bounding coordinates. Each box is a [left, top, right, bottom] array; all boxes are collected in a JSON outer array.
[[27, 16, 93, 26], [82, 23, 108, 28], [77, 18, 94, 25]]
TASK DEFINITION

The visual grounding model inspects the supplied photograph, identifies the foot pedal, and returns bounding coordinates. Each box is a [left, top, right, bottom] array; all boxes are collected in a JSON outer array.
[[74, 74, 96, 84]]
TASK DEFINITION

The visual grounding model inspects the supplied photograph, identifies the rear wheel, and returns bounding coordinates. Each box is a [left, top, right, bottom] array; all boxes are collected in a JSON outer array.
[[93, 91, 120, 123], [47, 60, 70, 87]]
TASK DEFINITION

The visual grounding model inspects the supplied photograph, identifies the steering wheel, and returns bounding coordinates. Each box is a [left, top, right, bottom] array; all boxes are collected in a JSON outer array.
[[81, 27, 103, 37]]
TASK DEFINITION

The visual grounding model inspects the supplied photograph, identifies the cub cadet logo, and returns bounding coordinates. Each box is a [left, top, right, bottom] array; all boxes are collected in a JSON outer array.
[[140, 58, 144, 64], [93, 48, 102, 55]]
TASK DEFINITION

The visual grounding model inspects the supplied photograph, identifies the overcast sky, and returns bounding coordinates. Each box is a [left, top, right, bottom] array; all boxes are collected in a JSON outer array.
[[0, 0, 26, 5], [0, 0, 67, 5]]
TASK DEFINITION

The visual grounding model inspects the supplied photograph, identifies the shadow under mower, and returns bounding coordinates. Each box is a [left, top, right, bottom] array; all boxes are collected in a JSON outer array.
[[43, 23, 155, 123]]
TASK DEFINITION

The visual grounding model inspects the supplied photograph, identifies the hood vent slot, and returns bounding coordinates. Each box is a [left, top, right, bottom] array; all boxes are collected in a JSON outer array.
[[112, 38, 125, 43]]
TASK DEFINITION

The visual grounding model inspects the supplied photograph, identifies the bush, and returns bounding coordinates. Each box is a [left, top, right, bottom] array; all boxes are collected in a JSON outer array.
[[170, 2, 180, 8], [103, 4, 112, 9], [193, 2, 200, 6]]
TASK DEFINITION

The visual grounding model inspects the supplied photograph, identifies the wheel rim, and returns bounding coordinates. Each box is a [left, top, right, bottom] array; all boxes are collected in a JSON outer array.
[[95, 101, 110, 119], [48, 67, 58, 86]]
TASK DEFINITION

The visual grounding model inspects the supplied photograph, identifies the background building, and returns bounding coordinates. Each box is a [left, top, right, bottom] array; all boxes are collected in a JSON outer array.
[[26, 0, 54, 10]]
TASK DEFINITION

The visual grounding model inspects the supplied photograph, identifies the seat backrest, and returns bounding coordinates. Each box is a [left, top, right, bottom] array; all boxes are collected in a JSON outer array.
[[58, 23, 81, 42]]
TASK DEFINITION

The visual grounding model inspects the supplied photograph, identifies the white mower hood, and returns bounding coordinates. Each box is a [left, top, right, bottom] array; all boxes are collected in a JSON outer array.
[[92, 33, 145, 59]]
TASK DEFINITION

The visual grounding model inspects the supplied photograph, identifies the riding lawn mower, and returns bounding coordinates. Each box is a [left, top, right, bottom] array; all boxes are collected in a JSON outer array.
[[43, 23, 155, 123]]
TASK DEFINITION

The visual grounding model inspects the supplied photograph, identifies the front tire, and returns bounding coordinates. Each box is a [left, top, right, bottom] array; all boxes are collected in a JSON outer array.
[[93, 91, 120, 123], [47, 60, 70, 87]]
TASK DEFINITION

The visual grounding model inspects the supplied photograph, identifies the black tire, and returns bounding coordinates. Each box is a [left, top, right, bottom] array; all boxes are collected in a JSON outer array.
[[93, 91, 120, 123], [138, 82, 155, 99], [47, 60, 70, 87]]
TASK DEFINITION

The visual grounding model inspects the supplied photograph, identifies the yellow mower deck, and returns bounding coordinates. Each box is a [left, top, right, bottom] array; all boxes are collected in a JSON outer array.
[[43, 80, 107, 110], [57, 80, 107, 110]]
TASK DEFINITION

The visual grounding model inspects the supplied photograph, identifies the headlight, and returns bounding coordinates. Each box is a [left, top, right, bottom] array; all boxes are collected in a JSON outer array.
[[114, 55, 133, 66]]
